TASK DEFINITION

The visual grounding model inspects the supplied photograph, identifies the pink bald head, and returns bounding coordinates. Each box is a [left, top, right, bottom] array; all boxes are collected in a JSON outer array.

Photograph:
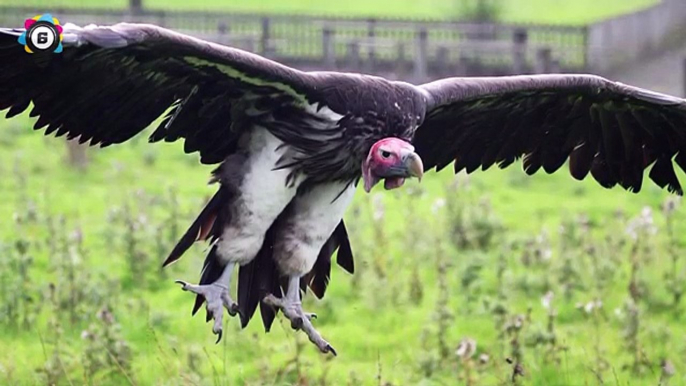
[[362, 137, 424, 193]]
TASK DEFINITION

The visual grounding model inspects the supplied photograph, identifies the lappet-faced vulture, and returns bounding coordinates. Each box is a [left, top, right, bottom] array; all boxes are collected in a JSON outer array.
[[2, 22, 686, 355]]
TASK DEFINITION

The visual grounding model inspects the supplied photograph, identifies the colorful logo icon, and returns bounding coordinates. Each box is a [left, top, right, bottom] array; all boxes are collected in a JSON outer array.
[[18, 14, 63, 54]]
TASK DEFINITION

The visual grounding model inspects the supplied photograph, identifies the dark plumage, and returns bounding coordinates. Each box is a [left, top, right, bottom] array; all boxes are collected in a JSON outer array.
[[415, 75, 686, 194], [2, 22, 686, 354]]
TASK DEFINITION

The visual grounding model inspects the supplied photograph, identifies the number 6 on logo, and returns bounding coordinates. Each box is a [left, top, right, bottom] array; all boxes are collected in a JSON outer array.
[[17, 13, 63, 55]]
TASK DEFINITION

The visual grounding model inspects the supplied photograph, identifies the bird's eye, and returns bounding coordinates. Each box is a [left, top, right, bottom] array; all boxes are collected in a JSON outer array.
[[380, 150, 392, 159]]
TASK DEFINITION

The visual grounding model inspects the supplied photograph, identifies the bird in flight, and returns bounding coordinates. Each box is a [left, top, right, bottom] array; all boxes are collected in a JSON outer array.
[[2, 22, 686, 355]]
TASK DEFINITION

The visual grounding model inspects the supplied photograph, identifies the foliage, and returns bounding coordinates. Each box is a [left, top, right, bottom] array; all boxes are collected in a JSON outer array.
[[2, 114, 686, 385], [456, 0, 503, 22]]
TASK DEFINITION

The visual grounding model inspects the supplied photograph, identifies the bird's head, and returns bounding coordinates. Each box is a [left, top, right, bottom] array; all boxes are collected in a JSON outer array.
[[362, 137, 424, 193]]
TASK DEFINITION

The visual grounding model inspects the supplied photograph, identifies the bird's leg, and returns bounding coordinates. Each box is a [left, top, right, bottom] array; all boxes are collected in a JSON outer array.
[[175, 262, 238, 343], [263, 276, 336, 356]]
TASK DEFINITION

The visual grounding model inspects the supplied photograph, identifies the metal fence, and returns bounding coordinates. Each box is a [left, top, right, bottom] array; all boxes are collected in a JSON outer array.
[[0, 6, 587, 82], [1, 1, 685, 81]]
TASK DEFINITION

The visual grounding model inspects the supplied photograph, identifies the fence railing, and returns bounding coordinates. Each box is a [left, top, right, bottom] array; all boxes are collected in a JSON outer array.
[[1, 1, 685, 81], [0, 6, 587, 82]]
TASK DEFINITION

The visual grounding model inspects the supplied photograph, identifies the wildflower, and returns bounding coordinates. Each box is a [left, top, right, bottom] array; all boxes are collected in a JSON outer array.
[[662, 196, 681, 216], [456, 338, 477, 359], [372, 193, 385, 221], [97, 307, 115, 325], [582, 299, 602, 314], [614, 307, 623, 318], [626, 206, 657, 240], [431, 198, 446, 214], [577, 214, 591, 232], [70, 228, 83, 245], [478, 353, 489, 365], [661, 359, 676, 378], [541, 291, 554, 310]]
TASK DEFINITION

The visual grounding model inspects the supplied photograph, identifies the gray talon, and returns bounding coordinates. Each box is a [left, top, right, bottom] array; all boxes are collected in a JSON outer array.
[[176, 277, 238, 343], [175, 280, 190, 289], [263, 289, 336, 356]]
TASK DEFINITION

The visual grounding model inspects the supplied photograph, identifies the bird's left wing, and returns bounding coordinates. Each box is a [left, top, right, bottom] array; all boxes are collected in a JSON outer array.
[[413, 74, 686, 194], [0, 23, 326, 164]]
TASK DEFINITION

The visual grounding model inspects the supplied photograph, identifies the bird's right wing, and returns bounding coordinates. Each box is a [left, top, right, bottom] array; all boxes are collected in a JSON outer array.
[[0, 22, 331, 164], [413, 74, 686, 195]]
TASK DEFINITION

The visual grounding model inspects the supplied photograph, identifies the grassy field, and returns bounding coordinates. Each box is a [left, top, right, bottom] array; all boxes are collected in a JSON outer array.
[[1, 100, 686, 386], [0, 0, 659, 24]]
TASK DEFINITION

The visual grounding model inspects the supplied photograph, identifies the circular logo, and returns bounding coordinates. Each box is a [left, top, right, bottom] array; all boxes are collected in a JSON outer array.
[[25, 21, 60, 53]]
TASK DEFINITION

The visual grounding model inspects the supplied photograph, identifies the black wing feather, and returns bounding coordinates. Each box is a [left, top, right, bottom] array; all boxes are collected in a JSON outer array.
[[0, 23, 318, 163], [414, 74, 686, 195]]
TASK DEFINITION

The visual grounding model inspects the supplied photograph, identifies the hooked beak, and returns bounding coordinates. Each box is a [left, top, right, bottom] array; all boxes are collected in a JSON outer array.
[[402, 151, 424, 182], [362, 150, 425, 193]]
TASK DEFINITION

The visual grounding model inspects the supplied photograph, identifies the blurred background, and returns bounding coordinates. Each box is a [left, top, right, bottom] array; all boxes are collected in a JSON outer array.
[[1, 0, 686, 385]]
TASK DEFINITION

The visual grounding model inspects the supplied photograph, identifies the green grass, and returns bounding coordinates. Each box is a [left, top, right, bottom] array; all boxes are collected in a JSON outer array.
[[1, 108, 686, 385], [0, 0, 660, 24]]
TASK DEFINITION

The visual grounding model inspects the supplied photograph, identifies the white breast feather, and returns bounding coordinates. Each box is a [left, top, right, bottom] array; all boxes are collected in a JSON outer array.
[[217, 127, 304, 264], [274, 182, 357, 276]]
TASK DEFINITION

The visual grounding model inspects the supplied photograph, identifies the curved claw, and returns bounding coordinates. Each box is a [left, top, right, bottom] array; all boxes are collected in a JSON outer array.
[[176, 279, 238, 344], [223, 294, 239, 317], [175, 280, 190, 290], [325, 344, 337, 356]]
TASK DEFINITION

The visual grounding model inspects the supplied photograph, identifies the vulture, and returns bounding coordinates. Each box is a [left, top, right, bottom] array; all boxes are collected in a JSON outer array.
[[2, 22, 686, 355]]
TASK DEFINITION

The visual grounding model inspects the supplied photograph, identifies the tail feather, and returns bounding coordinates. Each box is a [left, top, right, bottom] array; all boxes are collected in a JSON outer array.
[[237, 223, 281, 330], [335, 220, 354, 274], [236, 245, 282, 332], [306, 220, 354, 299], [162, 187, 228, 268], [238, 220, 355, 331], [237, 255, 258, 327], [161, 186, 232, 316], [306, 237, 334, 299]]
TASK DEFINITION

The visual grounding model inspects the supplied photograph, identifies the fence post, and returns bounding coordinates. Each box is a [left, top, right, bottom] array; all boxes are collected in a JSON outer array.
[[157, 11, 166, 28], [218, 21, 228, 34], [535, 47, 552, 74], [396, 42, 407, 75], [414, 27, 428, 83], [368, 18, 377, 65], [322, 27, 335, 68], [217, 21, 228, 44], [436, 46, 449, 77], [347, 41, 361, 69], [130, 0, 142, 14], [512, 28, 528, 74], [261, 17, 271, 56]]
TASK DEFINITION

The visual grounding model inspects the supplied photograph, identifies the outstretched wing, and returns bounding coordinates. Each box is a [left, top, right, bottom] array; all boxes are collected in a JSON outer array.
[[0, 22, 322, 164], [413, 74, 686, 195]]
